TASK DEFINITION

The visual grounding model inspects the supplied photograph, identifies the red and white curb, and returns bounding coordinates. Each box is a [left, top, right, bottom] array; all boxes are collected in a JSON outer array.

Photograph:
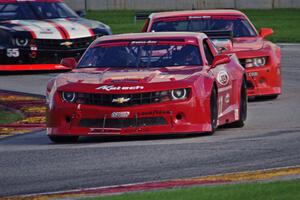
[[4, 165, 300, 200]]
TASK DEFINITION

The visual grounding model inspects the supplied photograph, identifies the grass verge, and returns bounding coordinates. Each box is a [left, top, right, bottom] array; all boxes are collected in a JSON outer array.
[[0, 108, 22, 125], [88, 179, 300, 200], [86, 9, 300, 42]]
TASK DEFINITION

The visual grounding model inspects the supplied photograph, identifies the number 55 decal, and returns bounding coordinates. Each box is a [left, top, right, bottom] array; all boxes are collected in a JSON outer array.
[[7, 48, 20, 57]]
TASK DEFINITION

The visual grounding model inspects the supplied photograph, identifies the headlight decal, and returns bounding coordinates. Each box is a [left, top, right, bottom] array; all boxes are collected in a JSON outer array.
[[62, 92, 77, 103], [15, 38, 29, 47], [171, 89, 188, 100], [245, 57, 267, 68]]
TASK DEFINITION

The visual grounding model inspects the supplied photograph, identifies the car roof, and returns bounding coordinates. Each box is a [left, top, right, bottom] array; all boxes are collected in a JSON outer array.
[[149, 9, 246, 20], [0, 0, 63, 3], [97, 32, 208, 43]]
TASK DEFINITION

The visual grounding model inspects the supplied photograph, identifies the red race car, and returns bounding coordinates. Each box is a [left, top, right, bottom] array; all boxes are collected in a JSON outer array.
[[46, 32, 246, 143], [142, 10, 282, 98]]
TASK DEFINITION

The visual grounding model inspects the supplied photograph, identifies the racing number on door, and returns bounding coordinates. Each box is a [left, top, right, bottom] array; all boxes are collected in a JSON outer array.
[[7, 48, 20, 57]]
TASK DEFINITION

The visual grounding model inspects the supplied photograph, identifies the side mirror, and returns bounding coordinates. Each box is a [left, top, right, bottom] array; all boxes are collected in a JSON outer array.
[[260, 28, 273, 38], [211, 54, 231, 69], [76, 10, 86, 18], [61, 57, 77, 69]]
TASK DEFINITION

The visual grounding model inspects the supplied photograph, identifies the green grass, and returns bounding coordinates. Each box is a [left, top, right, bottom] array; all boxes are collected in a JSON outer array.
[[242, 9, 300, 42], [86, 9, 300, 42], [0, 108, 22, 125], [88, 180, 300, 200], [87, 10, 144, 34]]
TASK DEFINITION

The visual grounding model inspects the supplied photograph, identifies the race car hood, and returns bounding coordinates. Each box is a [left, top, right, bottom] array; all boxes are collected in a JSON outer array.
[[54, 66, 202, 92], [0, 18, 110, 40], [232, 37, 264, 52]]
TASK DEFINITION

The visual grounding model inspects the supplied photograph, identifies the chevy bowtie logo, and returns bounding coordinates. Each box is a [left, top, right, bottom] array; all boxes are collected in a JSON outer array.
[[112, 97, 131, 104], [60, 41, 73, 47]]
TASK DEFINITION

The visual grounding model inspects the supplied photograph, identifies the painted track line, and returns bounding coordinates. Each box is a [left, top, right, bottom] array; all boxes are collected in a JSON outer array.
[[4, 165, 300, 200]]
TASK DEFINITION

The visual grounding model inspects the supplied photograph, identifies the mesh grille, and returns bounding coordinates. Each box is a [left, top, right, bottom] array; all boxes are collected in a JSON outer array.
[[77, 92, 165, 107], [79, 117, 167, 128]]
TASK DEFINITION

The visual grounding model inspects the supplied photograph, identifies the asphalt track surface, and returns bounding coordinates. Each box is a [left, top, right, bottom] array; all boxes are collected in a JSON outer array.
[[0, 45, 300, 197]]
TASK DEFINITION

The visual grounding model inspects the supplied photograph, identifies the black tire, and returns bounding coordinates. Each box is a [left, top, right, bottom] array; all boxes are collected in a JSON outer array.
[[255, 94, 278, 101], [231, 79, 247, 128], [48, 135, 79, 143], [208, 87, 218, 135]]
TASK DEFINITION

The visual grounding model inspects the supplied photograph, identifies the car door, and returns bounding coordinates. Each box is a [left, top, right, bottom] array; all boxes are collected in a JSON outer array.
[[202, 39, 234, 118]]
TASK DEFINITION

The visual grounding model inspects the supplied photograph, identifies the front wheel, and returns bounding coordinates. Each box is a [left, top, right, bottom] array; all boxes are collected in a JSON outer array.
[[48, 135, 79, 143], [231, 79, 247, 128]]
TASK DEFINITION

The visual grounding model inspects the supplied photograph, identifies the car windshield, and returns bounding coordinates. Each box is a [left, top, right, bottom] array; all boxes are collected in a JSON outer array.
[[78, 42, 202, 68], [0, 2, 78, 21], [151, 16, 257, 37]]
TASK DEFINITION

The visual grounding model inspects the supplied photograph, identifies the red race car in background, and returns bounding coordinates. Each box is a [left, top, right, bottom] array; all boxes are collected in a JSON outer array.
[[142, 10, 282, 99], [46, 32, 247, 143], [0, 0, 111, 71]]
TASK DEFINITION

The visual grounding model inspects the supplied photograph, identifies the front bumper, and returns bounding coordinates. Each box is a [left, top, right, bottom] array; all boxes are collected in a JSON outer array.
[[0, 64, 70, 71], [47, 96, 211, 136], [246, 64, 281, 97], [0, 47, 84, 71], [0, 47, 85, 65]]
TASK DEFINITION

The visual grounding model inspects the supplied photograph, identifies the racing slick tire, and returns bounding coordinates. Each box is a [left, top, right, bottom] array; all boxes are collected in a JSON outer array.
[[230, 79, 247, 128], [267, 95, 279, 99], [208, 86, 218, 135], [48, 136, 79, 143], [255, 94, 278, 101]]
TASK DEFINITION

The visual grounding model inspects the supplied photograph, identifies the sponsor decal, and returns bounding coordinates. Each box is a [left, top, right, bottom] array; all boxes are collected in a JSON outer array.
[[218, 96, 223, 117], [111, 111, 130, 118], [112, 97, 131, 104], [30, 46, 38, 51], [96, 85, 144, 91], [138, 110, 171, 116], [6, 48, 19, 57], [89, 128, 120, 135], [217, 70, 230, 86], [225, 93, 230, 104], [248, 72, 258, 77], [124, 127, 150, 132], [234, 108, 239, 120], [40, 28, 53, 34], [218, 85, 232, 93], [189, 16, 211, 19], [130, 41, 158, 45]]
